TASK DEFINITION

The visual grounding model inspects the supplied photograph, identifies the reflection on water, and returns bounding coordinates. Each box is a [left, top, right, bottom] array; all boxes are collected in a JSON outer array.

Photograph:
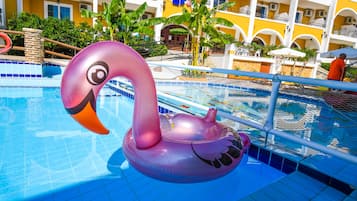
[[156, 83, 357, 156]]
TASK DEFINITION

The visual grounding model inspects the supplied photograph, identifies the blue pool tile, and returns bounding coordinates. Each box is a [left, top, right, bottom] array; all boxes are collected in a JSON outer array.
[[83, 190, 111, 201], [248, 144, 259, 159], [50, 188, 82, 201], [298, 164, 330, 184], [269, 153, 283, 170], [344, 197, 357, 201], [311, 187, 346, 201], [78, 179, 110, 194], [351, 190, 357, 198], [291, 172, 326, 195], [329, 177, 354, 195], [278, 173, 321, 198], [335, 163, 357, 187], [282, 158, 297, 173], [239, 196, 257, 201], [108, 186, 136, 201], [269, 181, 306, 201], [258, 148, 270, 164]]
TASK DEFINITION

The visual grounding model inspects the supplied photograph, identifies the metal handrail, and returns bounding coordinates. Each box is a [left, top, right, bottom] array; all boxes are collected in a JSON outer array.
[[147, 61, 357, 164]]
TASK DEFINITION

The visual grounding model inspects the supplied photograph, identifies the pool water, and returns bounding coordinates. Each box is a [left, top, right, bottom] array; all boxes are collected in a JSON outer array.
[[0, 87, 285, 201], [156, 82, 357, 156]]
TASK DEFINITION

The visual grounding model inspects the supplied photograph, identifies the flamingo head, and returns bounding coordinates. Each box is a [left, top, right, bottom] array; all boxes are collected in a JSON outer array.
[[61, 41, 146, 134], [61, 50, 110, 134]]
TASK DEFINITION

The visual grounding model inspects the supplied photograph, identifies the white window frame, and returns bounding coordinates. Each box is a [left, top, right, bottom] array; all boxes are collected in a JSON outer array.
[[0, 0, 5, 27], [44, 1, 73, 20]]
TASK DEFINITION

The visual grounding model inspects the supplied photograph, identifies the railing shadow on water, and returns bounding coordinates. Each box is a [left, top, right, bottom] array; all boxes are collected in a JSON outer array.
[[147, 61, 357, 164]]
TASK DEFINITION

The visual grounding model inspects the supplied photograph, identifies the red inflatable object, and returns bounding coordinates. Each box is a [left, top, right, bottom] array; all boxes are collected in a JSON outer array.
[[0, 32, 12, 54]]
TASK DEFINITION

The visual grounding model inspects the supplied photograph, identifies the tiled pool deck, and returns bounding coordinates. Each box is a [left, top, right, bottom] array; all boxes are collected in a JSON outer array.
[[0, 59, 356, 200]]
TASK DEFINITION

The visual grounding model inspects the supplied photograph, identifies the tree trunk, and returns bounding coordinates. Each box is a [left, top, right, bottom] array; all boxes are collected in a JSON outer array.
[[192, 35, 200, 66], [109, 28, 114, 41]]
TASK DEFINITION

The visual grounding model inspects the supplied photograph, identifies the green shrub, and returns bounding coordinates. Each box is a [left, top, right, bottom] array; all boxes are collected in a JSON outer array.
[[130, 39, 168, 58], [7, 13, 43, 55], [320, 62, 330, 71], [181, 68, 206, 78], [7, 12, 96, 57], [149, 43, 168, 57]]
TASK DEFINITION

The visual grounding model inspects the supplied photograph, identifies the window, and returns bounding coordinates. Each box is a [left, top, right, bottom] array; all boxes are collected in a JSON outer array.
[[214, 0, 226, 7], [269, 3, 278, 11], [256, 5, 268, 18], [172, 0, 185, 6], [295, 11, 303, 23], [79, 3, 92, 11], [316, 10, 327, 18], [304, 9, 313, 17], [44, 1, 73, 20]]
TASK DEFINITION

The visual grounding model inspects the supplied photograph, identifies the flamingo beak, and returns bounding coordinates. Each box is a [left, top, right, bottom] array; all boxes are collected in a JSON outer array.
[[65, 90, 109, 134]]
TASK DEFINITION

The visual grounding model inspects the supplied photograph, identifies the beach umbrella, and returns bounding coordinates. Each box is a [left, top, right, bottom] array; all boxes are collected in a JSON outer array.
[[268, 48, 306, 75], [320, 47, 357, 59], [268, 47, 306, 58]]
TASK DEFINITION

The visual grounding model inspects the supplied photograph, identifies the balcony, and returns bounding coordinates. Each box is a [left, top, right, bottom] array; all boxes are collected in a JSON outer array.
[[217, 0, 328, 29], [327, 9, 357, 47]]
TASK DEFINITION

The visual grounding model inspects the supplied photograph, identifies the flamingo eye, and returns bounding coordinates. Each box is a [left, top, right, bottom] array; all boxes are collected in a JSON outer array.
[[87, 62, 109, 85]]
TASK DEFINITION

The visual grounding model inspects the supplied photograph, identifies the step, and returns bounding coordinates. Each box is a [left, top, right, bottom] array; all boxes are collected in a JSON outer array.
[[239, 171, 349, 201], [299, 154, 357, 189]]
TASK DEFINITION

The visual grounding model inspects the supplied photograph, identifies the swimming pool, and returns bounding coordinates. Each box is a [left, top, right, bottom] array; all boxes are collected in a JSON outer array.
[[153, 81, 357, 157], [0, 87, 285, 201]]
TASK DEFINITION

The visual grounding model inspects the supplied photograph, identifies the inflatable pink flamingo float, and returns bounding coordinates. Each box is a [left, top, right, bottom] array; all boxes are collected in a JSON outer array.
[[61, 41, 250, 183]]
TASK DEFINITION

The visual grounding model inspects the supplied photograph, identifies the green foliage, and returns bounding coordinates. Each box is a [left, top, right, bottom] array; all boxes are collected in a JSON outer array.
[[166, 0, 235, 65], [169, 28, 189, 35], [320, 62, 330, 70], [7, 12, 42, 30], [7, 13, 42, 55], [130, 39, 168, 57], [81, 0, 165, 44], [182, 68, 206, 78], [81, 0, 122, 41], [345, 67, 357, 79], [149, 43, 168, 57], [235, 41, 317, 61], [7, 12, 96, 57], [294, 48, 317, 62]]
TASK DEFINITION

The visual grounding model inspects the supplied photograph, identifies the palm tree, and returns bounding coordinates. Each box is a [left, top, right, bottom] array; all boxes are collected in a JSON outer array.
[[81, 0, 122, 41], [81, 0, 165, 44], [167, 0, 235, 66], [116, 2, 165, 45]]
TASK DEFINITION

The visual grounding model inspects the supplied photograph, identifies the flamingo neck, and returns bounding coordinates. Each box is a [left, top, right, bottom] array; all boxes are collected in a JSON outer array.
[[100, 41, 162, 149]]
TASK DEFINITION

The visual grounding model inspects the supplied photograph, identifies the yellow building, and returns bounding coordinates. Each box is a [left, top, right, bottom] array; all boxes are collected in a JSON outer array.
[[2, 0, 357, 76], [3, 0, 357, 51]]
